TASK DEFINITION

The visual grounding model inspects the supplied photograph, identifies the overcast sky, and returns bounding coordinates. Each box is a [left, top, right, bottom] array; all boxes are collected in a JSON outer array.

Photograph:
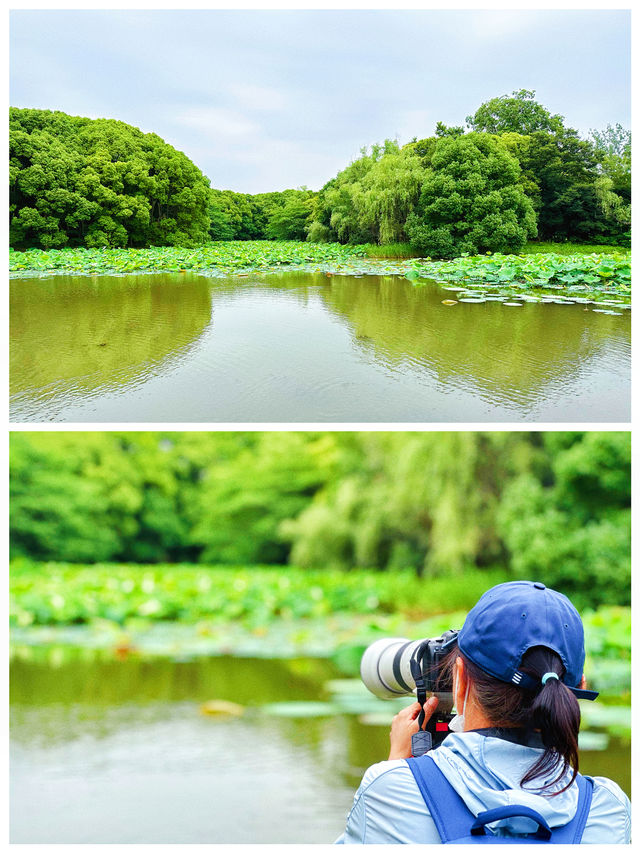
[[10, 9, 630, 193]]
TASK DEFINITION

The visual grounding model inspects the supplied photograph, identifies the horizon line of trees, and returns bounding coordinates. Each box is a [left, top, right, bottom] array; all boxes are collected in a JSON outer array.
[[10, 91, 631, 256], [9, 431, 630, 609]]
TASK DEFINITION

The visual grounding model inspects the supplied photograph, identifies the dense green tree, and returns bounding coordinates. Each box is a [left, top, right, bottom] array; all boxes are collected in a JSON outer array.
[[466, 89, 565, 135], [10, 108, 210, 249], [264, 193, 315, 240], [406, 133, 537, 258], [498, 433, 630, 608], [207, 192, 236, 241], [188, 433, 340, 564], [207, 187, 316, 241], [207, 189, 265, 240], [513, 129, 624, 243]]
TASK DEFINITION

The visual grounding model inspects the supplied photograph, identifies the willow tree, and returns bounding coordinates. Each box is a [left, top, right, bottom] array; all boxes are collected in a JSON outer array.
[[282, 432, 541, 575], [308, 140, 417, 245], [357, 146, 424, 244]]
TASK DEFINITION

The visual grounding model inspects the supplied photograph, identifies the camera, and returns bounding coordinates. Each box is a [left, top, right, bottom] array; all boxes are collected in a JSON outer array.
[[360, 630, 459, 753]]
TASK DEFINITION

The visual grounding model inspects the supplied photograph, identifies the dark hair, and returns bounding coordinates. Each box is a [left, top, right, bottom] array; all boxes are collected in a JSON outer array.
[[448, 646, 580, 795]]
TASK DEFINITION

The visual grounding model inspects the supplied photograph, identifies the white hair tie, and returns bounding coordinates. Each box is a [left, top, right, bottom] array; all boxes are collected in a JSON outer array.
[[541, 672, 559, 685]]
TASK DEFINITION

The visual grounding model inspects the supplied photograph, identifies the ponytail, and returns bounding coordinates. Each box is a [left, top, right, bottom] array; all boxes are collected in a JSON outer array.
[[519, 646, 580, 793], [454, 645, 581, 796]]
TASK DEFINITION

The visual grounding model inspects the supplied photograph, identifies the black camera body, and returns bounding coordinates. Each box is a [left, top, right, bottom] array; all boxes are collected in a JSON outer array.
[[408, 629, 459, 753], [360, 629, 459, 754]]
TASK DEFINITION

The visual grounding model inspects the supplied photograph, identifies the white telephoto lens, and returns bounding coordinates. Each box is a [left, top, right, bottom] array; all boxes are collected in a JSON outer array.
[[360, 637, 423, 699]]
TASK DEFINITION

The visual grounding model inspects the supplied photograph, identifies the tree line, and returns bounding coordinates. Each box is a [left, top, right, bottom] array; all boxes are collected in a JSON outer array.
[[10, 91, 631, 255], [9, 431, 630, 608], [307, 91, 630, 255]]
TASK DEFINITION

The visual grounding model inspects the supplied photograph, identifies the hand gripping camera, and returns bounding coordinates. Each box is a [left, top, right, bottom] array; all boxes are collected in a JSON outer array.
[[360, 630, 459, 755]]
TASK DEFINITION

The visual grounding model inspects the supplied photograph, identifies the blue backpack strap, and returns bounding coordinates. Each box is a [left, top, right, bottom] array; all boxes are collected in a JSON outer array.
[[407, 757, 594, 844], [540, 775, 594, 843], [406, 755, 474, 843]]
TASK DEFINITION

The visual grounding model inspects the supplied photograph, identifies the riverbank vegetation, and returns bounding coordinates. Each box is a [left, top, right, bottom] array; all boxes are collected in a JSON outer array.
[[9, 561, 630, 701], [9, 240, 631, 302], [9, 561, 508, 628], [9, 108, 211, 249], [10, 431, 630, 609], [10, 91, 630, 256], [9, 240, 368, 276], [409, 250, 631, 300]]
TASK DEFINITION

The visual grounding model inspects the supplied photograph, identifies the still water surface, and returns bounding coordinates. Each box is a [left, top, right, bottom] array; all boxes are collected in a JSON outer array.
[[10, 271, 630, 422], [10, 652, 630, 843]]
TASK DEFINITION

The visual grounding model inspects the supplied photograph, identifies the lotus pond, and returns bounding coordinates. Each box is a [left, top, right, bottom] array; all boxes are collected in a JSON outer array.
[[10, 562, 630, 842], [10, 634, 630, 843], [10, 255, 630, 423]]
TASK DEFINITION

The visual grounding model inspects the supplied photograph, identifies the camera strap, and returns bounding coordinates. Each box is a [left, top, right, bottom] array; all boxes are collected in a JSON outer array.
[[410, 650, 434, 755], [410, 654, 428, 729]]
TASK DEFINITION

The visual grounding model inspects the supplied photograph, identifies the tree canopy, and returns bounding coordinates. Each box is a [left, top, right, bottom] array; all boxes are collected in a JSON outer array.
[[466, 88, 565, 135], [405, 133, 537, 257], [208, 187, 315, 241], [10, 108, 211, 249], [9, 431, 630, 608]]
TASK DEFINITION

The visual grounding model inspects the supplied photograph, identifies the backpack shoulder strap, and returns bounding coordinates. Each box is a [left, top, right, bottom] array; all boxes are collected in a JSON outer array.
[[407, 757, 594, 845], [406, 755, 474, 843], [541, 774, 594, 843]]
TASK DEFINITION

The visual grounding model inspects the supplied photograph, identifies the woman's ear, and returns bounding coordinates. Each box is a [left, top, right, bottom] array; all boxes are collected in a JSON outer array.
[[579, 673, 587, 689]]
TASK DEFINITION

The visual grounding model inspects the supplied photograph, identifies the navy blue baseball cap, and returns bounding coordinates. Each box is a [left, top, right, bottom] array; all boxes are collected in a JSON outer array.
[[457, 581, 598, 700]]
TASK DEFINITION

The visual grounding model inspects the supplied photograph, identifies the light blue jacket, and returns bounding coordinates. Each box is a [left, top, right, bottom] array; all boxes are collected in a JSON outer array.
[[335, 732, 630, 844]]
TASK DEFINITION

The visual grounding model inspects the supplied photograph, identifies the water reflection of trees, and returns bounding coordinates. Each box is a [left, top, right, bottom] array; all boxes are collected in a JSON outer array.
[[10, 273, 212, 397], [10, 651, 630, 801], [321, 276, 630, 406]]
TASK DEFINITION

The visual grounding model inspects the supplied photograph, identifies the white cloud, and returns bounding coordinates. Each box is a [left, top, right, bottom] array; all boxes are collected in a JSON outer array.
[[229, 84, 288, 112], [467, 10, 545, 43], [177, 106, 259, 139]]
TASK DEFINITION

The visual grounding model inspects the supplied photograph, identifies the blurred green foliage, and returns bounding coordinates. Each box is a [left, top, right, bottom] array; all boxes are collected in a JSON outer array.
[[9, 562, 510, 628], [9, 432, 629, 609], [497, 433, 631, 607]]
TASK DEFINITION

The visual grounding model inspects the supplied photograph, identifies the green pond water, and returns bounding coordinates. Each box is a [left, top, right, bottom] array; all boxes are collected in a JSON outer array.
[[10, 648, 630, 843], [10, 271, 630, 423]]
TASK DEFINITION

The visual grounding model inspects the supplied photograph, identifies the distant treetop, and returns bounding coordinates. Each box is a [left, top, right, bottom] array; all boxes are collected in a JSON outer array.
[[466, 89, 565, 135]]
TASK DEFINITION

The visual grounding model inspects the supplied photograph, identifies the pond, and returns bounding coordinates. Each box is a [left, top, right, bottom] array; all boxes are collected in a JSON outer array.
[[10, 648, 630, 843], [10, 271, 630, 423]]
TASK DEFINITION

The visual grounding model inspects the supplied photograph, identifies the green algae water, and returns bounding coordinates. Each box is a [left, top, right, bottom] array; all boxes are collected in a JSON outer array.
[[10, 648, 630, 843], [10, 271, 630, 422]]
